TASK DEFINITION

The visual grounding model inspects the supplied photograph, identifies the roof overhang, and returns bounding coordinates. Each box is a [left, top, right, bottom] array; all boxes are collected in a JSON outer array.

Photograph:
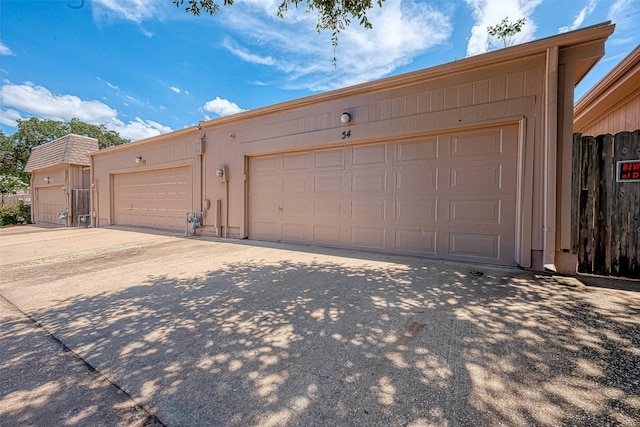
[[574, 44, 640, 133]]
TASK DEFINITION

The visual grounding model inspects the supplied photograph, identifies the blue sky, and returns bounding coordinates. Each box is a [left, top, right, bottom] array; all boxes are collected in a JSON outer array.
[[0, 0, 638, 141]]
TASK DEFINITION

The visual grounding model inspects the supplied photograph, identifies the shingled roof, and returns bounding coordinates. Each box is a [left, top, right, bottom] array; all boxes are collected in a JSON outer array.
[[24, 134, 99, 172]]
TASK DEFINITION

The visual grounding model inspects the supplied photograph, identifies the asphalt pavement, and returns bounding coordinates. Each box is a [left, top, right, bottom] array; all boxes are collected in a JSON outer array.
[[1, 225, 639, 426]]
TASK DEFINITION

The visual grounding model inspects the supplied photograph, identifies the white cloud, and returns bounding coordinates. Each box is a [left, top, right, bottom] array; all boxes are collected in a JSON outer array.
[[0, 83, 171, 141], [558, 0, 597, 33], [109, 117, 172, 140], [465, 0, 542, 56], [92, 0, 163, 23], [0, 42, 14, 56], [107, 82, 120, 90], [223, 39, 275, 66], [0, 109, 23, 127], [0, 83, 117, 123], [169, 86, 181, 93], [608, 0, 636, 29], [203, 97, 246, 117], [219, 0, 453, 91]]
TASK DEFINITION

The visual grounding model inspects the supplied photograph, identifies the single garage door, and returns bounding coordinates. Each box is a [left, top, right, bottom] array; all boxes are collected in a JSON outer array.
[[112, 166, 192, 231], [36, 187, 67, 224], [248, 124, 518, 266]]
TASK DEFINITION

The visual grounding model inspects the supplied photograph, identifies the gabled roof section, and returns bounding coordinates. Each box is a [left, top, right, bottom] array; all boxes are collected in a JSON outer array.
[[24, 134, 99, 172], [574, 44, 640, 132]]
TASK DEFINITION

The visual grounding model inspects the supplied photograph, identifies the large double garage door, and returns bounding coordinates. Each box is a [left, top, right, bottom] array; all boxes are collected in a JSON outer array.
[[249, 125, 518, 266], [112, 166, 192, 231]]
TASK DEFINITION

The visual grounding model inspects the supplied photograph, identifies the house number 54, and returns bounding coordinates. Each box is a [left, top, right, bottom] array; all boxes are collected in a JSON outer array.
[[342, 130, 351, 139]]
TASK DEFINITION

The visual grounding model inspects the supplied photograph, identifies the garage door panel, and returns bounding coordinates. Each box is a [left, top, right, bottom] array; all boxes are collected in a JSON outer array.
[[351, 227, 385, 249], [252, 221, 280, 240], [450, 163, 503, 192], [395, 229, 437, 254], [314, 175, 344, 193], [448, 232, 500, 260], [352, 144, 387, 165], [253, 155, 279, 173], [282, 223, 307, 242], [282, 198, 307, 217], [396, 167, 438, 194], [253, 199, 280, 216], [315, 149, 344, 168], [283, 176, 309, 193], [351, 199, 387, 221], [249, 124, 519, 266], [396, 138, 438, 162], [449, 199, 501, 225], [351, 170, 387, 193], [396, 198, 437, 223], [254, 176, 281, 194], [113, 166, 191, 231], [451, 130, 503, 157], [313, 199, 343, 219], [313, 225, 342, 244], [283, 152, 309, 170]]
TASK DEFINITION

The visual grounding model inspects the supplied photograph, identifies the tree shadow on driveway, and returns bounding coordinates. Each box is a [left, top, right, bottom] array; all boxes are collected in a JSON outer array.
[[8, 248, 640, 426]]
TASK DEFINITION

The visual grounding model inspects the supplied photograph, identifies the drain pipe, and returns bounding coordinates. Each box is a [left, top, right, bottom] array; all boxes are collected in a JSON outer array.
[[543, 46, 559, 271], [215, 167, 229, 237], [225, 176, 229, 238]]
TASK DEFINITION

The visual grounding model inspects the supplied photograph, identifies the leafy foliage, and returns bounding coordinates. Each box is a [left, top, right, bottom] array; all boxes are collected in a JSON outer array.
[[0, 118, 129, 179], [173, 0, 384, 62], [0, 201, 31, 226], [487, 17, 526, 48], [0, 174, 29, 195]]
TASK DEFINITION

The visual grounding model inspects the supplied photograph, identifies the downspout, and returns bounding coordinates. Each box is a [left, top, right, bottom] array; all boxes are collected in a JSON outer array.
[[225, 177, 229, 238], [198, 128, 205, 229], [30, 173, 35, 223], [543, 46, 559, 271], [90, 154, 97, 228]]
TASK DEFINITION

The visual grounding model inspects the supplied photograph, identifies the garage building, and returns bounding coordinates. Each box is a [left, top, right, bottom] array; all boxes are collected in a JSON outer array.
[[26, 134, 97, 226], [90, 22, 615, 273]]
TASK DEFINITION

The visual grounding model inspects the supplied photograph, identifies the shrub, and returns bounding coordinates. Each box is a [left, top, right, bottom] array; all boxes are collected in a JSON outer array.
[[0, 201, 31, 226]]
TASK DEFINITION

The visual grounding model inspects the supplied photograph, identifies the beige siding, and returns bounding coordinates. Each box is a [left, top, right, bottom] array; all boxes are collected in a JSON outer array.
[[580, 95, 640, 136]]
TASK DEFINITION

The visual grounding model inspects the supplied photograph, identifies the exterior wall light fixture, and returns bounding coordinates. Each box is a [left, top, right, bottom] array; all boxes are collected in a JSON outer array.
[[135, 156, 145, 164], [340, 112, 351, 124], [44, 176, 50, 184]]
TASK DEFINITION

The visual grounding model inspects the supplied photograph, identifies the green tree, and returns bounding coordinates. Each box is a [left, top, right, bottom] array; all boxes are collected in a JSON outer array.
[[487, 17, 526, 48], [0, 174, 29, 207], [173, 0, 384, 61], [0, 118, 129, 179]]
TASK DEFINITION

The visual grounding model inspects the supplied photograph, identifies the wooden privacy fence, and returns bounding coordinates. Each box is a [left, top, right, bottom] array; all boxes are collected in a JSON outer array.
[[71, 189, 90, 227], [572, 130, 640, 278]]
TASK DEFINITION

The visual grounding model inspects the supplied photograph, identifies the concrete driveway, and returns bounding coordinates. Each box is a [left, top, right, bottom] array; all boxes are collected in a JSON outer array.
[[1, 225, 639, 426]]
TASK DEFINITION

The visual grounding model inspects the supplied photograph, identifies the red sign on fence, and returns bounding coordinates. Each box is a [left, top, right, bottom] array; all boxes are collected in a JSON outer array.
[[617, 160, 640, 182]]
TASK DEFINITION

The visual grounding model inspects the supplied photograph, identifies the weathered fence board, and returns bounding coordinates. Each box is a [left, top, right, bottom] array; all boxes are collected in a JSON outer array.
[[71, 189, 90, 227], [572, 130, 640, 278]]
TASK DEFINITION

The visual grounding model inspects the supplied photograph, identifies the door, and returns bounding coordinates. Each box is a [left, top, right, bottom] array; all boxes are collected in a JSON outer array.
[[112, 166, 192, 230], [248, 124, 519, 266]]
